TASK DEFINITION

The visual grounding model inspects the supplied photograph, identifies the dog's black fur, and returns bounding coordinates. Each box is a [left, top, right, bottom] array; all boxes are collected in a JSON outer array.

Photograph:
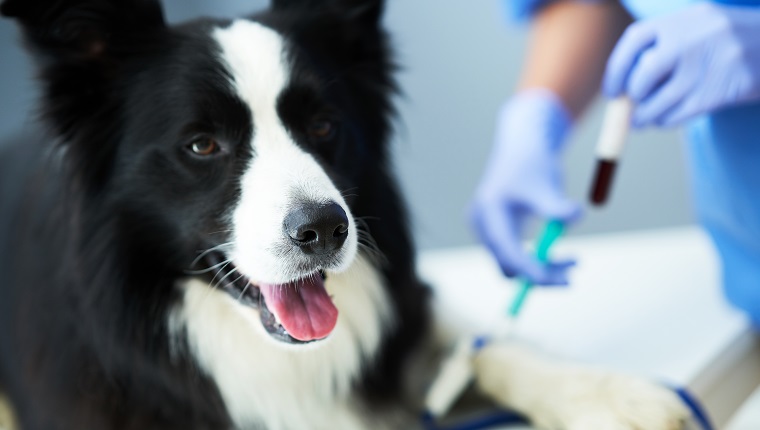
[[0, 1, 430, 429]]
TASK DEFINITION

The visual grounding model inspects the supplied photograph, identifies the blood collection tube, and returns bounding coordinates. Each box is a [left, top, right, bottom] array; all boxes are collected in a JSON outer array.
[[589, 97, 633, 206]]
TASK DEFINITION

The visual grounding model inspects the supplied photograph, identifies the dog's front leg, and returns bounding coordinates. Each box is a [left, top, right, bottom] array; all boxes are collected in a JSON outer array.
[[0, 393, 16, 430], [472, 341, 690, 430]]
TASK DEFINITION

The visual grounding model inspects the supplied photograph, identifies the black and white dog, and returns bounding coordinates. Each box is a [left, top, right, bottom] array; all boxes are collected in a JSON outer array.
[[0, 1, 689, 429]]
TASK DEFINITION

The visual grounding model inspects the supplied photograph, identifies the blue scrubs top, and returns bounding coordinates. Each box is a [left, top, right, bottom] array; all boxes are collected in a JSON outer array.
[[504, 0, 758, 20], [505, 0, 760, 326]]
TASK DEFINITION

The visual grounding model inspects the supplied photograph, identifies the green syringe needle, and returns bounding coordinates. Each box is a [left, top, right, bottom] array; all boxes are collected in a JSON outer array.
[[507, 220, 565, 318]]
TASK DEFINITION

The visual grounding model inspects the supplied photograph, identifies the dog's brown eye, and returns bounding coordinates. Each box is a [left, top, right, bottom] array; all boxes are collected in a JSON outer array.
[[308, 119, 336, 141], [189, 138, 219, 156]]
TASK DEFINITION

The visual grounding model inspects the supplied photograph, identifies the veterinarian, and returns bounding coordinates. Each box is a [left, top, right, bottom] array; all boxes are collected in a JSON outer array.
[[469, 0, 760, 326]]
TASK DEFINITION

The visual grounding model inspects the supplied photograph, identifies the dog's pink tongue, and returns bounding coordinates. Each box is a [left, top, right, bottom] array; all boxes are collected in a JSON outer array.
[[259, 277, 338, 341]]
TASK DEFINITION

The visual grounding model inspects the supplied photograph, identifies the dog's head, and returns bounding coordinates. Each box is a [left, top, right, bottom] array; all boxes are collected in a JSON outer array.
[[1, 0, 394, 344]]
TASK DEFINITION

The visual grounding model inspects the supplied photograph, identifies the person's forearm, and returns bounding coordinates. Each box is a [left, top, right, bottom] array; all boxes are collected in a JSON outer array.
[[518, 0, 631, 119]]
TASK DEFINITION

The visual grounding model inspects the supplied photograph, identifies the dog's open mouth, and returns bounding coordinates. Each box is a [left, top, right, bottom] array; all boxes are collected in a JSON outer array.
[[202, 254, 338, 345]]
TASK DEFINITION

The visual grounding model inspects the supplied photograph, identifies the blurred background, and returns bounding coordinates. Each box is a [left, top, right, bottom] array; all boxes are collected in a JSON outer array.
[[0, 0, 694, 251]]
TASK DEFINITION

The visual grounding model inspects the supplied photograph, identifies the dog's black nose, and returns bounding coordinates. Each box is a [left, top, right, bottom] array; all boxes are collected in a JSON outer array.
[[283, 202, 349, 255]]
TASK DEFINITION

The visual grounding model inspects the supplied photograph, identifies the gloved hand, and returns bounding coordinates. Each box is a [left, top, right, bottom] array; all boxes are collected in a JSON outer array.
[[469, 89, 581, 285], [604, 2, 760, 127]]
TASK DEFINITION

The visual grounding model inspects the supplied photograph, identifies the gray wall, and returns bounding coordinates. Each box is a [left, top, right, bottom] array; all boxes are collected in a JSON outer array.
[[0, 1, 694, 250], [386, 1, 693, 249]]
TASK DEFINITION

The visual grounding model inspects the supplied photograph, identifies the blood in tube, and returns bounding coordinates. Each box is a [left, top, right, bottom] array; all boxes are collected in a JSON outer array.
[[590, 159, 617, 206]]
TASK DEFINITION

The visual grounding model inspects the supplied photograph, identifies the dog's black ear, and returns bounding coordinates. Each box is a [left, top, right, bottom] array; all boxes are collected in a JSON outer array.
[[0, 0, 166, 60], [340, 0, 383, 26], [271, 0, 384, 26], [0, 0, 168, 181]]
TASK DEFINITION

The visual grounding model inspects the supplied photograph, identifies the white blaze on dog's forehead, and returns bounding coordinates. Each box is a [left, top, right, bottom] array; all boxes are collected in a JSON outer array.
[[213, 20, 287, 146], [212, 20, 358, 284]]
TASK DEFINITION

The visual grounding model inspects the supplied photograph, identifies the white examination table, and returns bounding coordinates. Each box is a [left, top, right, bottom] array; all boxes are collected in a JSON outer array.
[[419, 226, 760, 429]]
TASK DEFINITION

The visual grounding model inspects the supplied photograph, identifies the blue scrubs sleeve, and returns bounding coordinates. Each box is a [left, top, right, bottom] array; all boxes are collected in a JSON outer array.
[[622, 0, 760, 20], [504, 0, 608, 22], [503, 0, 554, 21], [686, 103, 760, 328]]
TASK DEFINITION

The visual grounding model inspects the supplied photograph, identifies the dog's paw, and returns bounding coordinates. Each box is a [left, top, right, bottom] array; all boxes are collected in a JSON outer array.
[[538, 370, 690, 430], [472, 344, 691, 430]]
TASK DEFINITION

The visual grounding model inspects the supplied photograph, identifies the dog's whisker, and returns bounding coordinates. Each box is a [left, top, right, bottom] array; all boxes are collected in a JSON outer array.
[[209, 261, 234, 287], [190, 242, 233, 268], [184, 259, 232, 275], [339, 187, 359, 200], [237, 280, 253, 301], [354, 215, 381, 222], [358, 242, 386, 266], [198, 265, 240, 308], [212, 266, 239, 292], [354, 221, 386, 264], [224, 272, 245, 293], [207, 229, 234, 235]]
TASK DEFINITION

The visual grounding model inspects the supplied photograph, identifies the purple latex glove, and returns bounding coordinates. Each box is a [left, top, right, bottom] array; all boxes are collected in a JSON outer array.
[[469, 90, 581, 285], [604, 2, 760, 127]]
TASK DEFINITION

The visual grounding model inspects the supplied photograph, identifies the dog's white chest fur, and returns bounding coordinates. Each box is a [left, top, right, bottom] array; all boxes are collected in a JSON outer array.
[[170, 255, 392, 430]]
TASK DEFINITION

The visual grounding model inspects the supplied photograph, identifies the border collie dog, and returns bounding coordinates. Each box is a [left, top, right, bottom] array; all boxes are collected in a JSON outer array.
[[0, 1, 689, 429]]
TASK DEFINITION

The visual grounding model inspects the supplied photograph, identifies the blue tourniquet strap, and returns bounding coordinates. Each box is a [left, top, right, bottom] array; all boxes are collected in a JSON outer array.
[[422, 386, 713, 430], [421, 410, 527, 430], [673, 387, 715, 430]]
